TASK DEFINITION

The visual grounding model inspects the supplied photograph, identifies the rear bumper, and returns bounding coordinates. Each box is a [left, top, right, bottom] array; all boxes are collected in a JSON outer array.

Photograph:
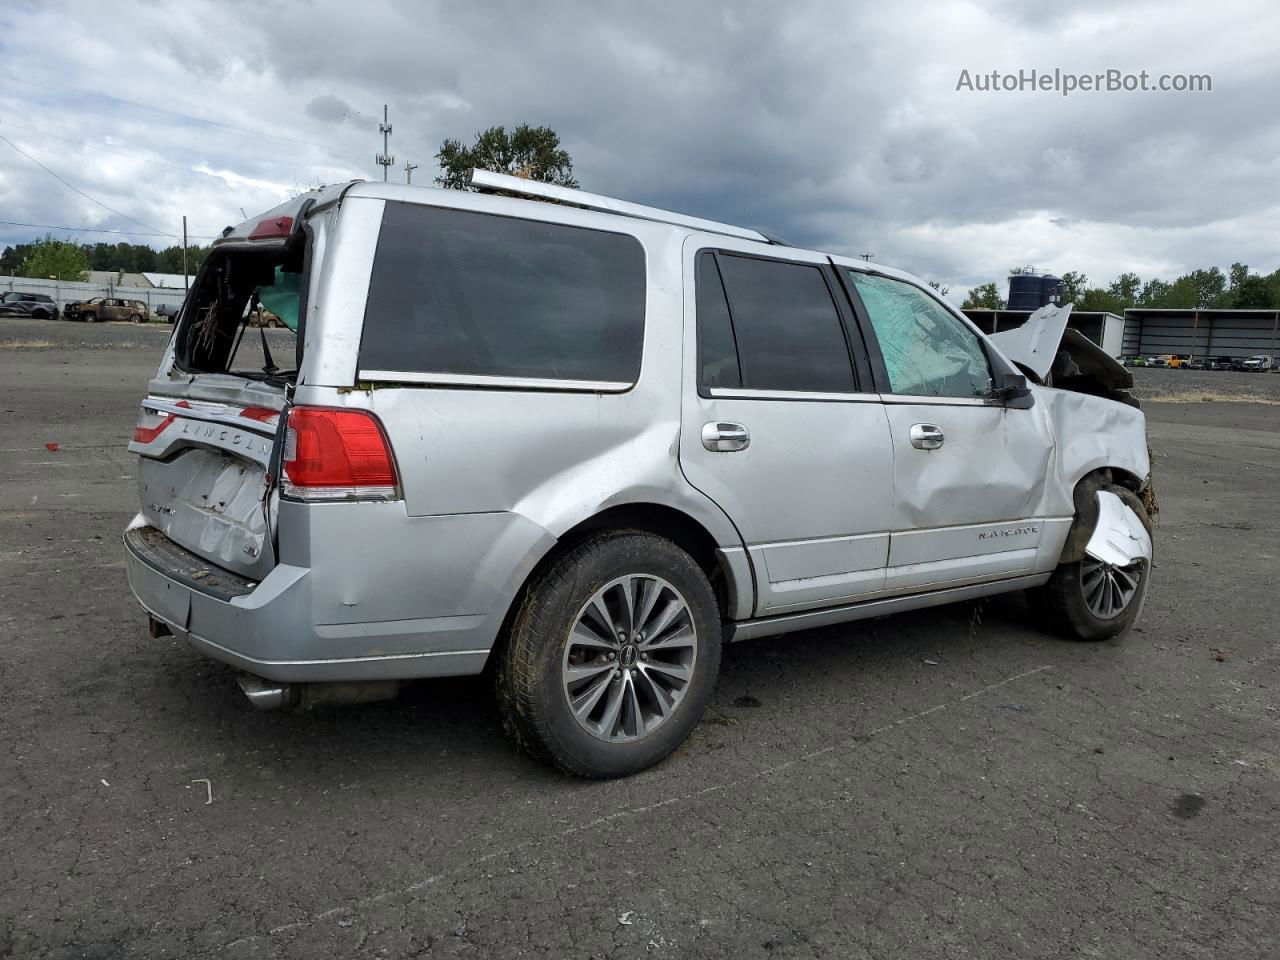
[[124, 521, 501, 682]]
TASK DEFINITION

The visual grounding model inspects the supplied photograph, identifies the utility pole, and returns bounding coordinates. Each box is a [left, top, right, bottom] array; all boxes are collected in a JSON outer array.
[[376, 104, 395, 182], [404, 161, 419, 185], [858, 252, 874, 262], [182, 215, 189, 294]]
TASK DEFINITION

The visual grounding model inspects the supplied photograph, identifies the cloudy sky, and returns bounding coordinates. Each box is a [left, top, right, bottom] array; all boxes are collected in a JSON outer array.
[[1, 0, 1276, 300]]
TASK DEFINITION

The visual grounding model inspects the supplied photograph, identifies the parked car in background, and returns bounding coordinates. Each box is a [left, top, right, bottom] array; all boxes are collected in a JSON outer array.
[[1171, 354, 1192, 369], [123, 175, 1155, 778], [0, 291, 59, 319], [1146, 355, 1170, 367], [1127, 355, 1148, 367], [1207, 356, 1237, 371], [155, 303, 179, 323], [63, 297, 149, 323], [1239, 354, 1274, 372]]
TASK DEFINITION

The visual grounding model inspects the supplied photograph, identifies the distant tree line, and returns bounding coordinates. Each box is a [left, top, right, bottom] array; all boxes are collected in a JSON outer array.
[[962, 263, 1280, 312], [0, 236, 210, 282]]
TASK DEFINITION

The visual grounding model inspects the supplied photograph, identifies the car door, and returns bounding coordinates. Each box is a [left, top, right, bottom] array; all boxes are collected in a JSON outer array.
[[837, 265, 1058, 594], [679, 238, 895, 617]]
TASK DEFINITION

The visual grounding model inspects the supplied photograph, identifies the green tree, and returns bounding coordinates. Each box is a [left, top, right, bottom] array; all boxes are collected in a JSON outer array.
[[1232, 274, 1274, 308], [1228, 262, 1250, 294], [22, 236, 89, 281], [1078, 288, 1124, 313], [1107, 272, 1141, 306], [1058, 270, 1089, 304], [961, 282, 1004, 310], [436, 124, 578, 190], [1138, 278, 1172, 306]]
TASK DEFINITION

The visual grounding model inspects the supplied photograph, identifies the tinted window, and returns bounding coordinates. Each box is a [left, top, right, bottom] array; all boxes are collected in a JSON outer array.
[[696, 252, 741, 389], [361, 202, 645, 383], [848, 272, 993, 398], [715, 255, 854, 392]]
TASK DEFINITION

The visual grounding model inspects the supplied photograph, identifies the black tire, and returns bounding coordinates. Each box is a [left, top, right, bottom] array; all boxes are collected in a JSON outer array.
[[32, 310, 50, 320], [128, 313, 141, 324], [84, 312, 97, 323], [1044, 484, 1152, 642], [496, 531, 722, 778]]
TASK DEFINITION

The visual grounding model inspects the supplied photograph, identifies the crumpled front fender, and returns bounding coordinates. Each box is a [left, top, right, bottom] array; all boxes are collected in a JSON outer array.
[[1084, 491, 1152, 567]]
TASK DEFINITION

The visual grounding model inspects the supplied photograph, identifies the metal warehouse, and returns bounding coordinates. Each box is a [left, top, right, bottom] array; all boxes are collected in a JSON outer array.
[[1122, 309, 1280, 362]]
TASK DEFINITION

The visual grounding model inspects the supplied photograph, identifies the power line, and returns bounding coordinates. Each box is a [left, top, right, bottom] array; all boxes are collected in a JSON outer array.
[[0, 219, 216, 240], [0, 133, 176, 237], [0, 70, 328, 150], [1, 117, 187, 170]]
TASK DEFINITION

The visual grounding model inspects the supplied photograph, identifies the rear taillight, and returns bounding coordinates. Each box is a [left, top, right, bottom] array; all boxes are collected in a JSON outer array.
[[281, 407, 400, 502]]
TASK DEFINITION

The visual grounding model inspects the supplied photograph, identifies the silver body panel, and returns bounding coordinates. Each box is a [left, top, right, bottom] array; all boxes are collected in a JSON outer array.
[[125, 181, 1152, 681]]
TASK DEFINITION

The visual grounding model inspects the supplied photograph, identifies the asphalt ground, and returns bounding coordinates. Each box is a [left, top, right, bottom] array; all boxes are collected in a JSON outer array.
[[1, 317, 1277, 959]]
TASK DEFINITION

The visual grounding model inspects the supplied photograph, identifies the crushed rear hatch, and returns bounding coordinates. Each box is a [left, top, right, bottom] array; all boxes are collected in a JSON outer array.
[[129, 198, 314, 580]]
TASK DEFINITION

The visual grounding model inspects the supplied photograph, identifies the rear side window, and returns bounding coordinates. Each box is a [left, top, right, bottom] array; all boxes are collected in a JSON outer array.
[[361, 203, 645, 384], [707, 254, 855, 393], [696, 253, 741, 389], [847, 272, 993, 398]]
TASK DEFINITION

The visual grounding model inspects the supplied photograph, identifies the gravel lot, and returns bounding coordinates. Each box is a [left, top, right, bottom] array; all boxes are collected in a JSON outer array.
[[2, 317, 1278, 959]]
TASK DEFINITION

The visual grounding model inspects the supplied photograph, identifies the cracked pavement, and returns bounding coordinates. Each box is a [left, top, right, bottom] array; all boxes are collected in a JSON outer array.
[[1, 319, 1277, 958]]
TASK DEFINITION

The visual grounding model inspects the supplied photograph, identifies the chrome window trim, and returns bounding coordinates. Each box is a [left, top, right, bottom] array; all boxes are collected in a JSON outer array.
[[878, 394, 1004, 407], [707, 387, 880, 403], [358, 370, 634, 393]]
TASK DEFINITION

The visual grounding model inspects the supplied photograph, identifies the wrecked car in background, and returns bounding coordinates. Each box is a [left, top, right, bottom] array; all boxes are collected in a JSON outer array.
[[123, 172, 1154, 779], [63, 297, 149, 323]]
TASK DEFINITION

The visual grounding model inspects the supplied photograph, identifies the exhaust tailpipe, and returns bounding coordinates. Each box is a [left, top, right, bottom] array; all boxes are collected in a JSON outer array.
[[236, 674, 400, 711], [237, 674, 296, 710]]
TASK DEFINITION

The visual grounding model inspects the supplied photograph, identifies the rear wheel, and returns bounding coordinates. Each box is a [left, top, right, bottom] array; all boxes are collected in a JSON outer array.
[[128, 313, 141, 324], [84, 312, 97, 323], [1043, 484, 1152, 642], [496, 531, 721, 778]]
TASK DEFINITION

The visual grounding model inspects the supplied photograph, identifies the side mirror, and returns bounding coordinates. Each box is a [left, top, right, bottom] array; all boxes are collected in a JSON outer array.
[[993, 373, 1033, 408]]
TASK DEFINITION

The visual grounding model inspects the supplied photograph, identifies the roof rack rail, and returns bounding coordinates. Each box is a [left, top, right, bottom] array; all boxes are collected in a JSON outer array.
[[467, 169, 771, 244]]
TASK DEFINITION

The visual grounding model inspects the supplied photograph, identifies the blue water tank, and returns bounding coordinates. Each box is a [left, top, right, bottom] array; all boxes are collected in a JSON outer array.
[[1007, 272, 1061, 310]]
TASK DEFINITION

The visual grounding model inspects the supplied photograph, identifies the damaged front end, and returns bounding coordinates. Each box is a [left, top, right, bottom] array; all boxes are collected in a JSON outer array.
[[988, 304, 1139, 407]]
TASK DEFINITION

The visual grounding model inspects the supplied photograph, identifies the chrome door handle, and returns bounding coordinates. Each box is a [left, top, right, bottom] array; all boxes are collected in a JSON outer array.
[[702, 421, 751, 452], [909, 423, 944, 450]]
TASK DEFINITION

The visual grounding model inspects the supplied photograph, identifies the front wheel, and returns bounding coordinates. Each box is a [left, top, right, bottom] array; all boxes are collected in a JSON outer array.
[[1043, 484, 1152, 642], [496, 532, 722, 778], [128, 313, 141, 324]]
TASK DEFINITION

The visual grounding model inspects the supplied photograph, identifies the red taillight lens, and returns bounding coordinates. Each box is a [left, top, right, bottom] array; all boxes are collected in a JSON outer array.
[[248, 215, 293, 239], [281, 407, 399, 502]]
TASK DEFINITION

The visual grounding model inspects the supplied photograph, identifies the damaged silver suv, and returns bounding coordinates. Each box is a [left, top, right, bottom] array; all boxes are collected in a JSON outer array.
[[125, 172, 1153, 778]]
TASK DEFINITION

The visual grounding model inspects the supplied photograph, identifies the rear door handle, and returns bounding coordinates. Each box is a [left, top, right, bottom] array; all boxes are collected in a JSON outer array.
[[909, 423, 944, 450], [702, 422, 750, 452]]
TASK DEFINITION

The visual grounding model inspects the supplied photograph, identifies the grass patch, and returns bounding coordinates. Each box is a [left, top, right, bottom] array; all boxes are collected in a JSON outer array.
[[1144, 390, 1280, 405], [0, 338, 54, 349]]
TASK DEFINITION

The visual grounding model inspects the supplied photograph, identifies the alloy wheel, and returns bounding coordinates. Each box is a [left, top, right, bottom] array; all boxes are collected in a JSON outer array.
[[562, 574, 698, 743], [1081, 556, 1143, 620]]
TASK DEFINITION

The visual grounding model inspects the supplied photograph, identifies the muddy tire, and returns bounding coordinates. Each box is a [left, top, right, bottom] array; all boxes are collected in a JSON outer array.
[[1044, 484, 1153, 643], [496, 531, 721, 779]]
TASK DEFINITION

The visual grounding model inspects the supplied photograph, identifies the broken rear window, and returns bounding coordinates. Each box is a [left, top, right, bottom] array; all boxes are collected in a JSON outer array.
[[175, 244, 305, 381]]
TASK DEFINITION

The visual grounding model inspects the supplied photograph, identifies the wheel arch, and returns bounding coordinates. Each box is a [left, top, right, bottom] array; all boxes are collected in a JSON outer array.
[[486, 501, 753, 672], [1057, 467, 1151, 564]]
